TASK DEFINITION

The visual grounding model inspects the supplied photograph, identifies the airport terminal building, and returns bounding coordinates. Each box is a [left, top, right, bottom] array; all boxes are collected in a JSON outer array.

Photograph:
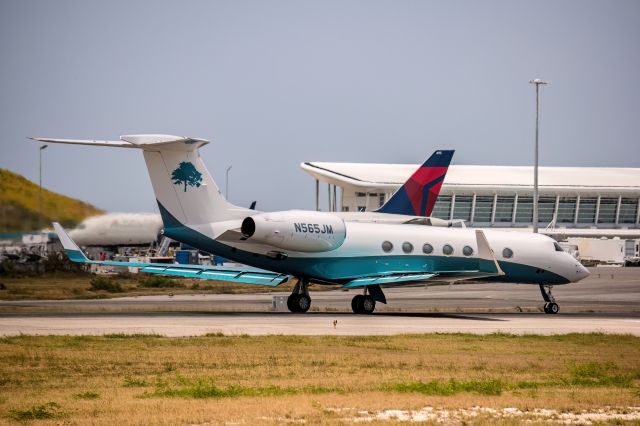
[[301, 162, 640, 237]]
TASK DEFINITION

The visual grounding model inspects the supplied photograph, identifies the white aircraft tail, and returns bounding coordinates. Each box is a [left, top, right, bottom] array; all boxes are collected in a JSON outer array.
[[31, 134, 250, 227]]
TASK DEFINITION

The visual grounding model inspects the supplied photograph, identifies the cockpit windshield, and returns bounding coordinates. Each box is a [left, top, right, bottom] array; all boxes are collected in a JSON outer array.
[[553, 242, 564, 252]]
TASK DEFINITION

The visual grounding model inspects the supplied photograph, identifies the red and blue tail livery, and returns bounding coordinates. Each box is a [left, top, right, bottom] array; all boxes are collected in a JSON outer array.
[[376, 150, 454, 217]]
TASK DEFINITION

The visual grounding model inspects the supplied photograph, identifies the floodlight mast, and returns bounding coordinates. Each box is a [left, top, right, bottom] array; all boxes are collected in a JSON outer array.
[[38, 144, 48, 231], [529, 78, 549, 233]]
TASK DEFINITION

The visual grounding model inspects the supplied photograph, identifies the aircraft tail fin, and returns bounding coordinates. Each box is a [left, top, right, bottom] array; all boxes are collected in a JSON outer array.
[[32, 135, 250, 228], [376, 149, 454, 217]]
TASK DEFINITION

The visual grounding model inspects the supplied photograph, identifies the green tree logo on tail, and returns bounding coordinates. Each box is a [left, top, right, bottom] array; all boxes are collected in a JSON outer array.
[[171, 162, 203, 192]]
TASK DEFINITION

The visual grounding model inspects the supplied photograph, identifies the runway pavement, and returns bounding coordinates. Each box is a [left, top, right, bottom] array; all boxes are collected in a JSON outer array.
[[0, 267, 638, 336], [1, 311, 639, 336]]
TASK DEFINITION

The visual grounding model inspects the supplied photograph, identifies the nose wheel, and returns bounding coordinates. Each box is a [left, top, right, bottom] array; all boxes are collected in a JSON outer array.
[[539, 284, 559, 314], [544, 302, 559, 314]]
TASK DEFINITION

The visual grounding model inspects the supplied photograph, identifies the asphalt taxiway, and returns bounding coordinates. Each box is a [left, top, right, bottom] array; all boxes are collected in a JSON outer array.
[[1, 267, 638, 336]]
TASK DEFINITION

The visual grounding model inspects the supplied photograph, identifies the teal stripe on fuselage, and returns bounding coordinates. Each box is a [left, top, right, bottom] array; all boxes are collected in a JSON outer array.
[[161, 222, 570, 286]]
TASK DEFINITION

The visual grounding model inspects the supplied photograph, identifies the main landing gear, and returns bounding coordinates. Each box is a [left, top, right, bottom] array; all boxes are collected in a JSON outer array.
[[287, 278, 311, 313], [539, 284, 559, 314], [352, 294, 376, 314], [351, 285, 386, 314]]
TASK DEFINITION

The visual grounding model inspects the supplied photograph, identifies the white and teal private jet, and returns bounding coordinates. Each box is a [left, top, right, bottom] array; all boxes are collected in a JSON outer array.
[[35, 134, 589, 314]]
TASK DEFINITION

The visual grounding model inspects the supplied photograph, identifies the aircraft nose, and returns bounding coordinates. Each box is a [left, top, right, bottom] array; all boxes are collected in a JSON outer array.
[[573, 262, 590, 282]]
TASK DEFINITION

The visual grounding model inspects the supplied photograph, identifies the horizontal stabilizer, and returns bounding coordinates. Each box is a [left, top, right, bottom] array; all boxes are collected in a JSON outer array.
[[31, 134, 209, 151], [53, 222, 288, 286]]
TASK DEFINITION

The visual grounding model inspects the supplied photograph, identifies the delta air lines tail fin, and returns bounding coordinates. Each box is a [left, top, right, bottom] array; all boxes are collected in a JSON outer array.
[[31, 135, 250, 228], [376, 149, 454, 217]]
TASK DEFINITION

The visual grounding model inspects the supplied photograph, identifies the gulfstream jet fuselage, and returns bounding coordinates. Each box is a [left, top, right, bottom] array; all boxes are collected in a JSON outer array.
[[37, 134, 589, 315]]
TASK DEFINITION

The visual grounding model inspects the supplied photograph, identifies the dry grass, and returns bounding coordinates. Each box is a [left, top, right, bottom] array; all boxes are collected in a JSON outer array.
[[0, 333, 638, 424], [0, 273, 331, 301]]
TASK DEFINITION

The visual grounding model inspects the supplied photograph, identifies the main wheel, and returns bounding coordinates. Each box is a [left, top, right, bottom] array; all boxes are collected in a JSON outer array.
[[287, 294, 299, 312], [361, 295, 376, 314], [351, 295, 364, 313], [546, 302, 559, 314], [296, 294, 311, 313]]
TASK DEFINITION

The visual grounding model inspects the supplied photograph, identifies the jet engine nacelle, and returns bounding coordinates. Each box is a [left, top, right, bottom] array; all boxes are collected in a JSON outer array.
[[241, 211, 346, 252]]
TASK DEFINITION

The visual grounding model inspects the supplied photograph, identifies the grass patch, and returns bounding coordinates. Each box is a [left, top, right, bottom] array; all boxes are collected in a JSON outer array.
[[89, 276, 123, 293], [9, 402, 62, 421], [123, 377, 150, 387], [566, 361, 637, 387], [388, 378, 504, 396], [149, 381, 339, 399], [103, 333, 162, 339], [74, 391, 99, 400], [0, 333, 638, 424]]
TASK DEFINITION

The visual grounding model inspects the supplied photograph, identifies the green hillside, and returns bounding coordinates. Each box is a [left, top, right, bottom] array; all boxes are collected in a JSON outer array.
[[0, 169, 104, 233]]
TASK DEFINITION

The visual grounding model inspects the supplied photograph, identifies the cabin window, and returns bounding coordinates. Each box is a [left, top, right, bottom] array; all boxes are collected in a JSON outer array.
[[382, 241, 393, 253], [402, 242, 413, 254], [442, 244, 454, 255], [502, 247, 514, 258], [422, 243, 433, 254], [462, 245, 474, 256]]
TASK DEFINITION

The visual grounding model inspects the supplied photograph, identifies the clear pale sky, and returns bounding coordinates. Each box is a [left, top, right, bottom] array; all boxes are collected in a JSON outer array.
[[1, 0, 638, 213]]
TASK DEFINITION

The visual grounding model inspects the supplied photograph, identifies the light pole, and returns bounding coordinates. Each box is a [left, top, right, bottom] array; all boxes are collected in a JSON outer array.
[[38, 144, 48, 231], [225, 165, 232, 200], [529, 78, 549, 233]]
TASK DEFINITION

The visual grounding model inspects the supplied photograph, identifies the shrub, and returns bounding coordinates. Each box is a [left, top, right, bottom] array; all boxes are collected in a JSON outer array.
[[9, 402, 61, 421], [138, 276, 184, 288], [89, 276, 123, 293], [74, 391, 99, 400], [42, 252, 85, 273]]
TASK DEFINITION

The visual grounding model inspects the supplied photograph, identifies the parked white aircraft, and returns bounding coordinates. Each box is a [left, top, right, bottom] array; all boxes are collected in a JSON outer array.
[[68, 213, 162, 246], [36, 135, 589, 314]]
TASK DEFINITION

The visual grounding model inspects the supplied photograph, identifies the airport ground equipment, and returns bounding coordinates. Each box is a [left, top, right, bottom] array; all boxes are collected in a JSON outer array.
[[36, 134, 589, 314], [567, 237, 626, 266], [625, 239, 640, 266]]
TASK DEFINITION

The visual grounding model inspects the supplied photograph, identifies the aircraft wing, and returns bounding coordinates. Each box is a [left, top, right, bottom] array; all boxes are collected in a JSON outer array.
[[52, 223, 289, 286], [342, 272, 438, 287], [342, 230, 504, 288]]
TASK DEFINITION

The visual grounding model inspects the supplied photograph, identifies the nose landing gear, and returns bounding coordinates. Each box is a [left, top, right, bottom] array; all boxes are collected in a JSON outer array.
[[539, 284, 559, 314]]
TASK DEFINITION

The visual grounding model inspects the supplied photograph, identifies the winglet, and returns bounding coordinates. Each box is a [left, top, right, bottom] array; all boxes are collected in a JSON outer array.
[[475, 230, 505, 275], [52, 222, 90, 263]]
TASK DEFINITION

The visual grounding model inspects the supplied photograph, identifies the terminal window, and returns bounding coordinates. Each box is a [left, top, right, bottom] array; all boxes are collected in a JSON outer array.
[[598, 198, 618, 223], [432, 196, 452, 219], [557, 197, 577, 223], [452, 196, 472, 221], [618, 198, 638, 223], [494, 196, 515, 222], [472, 196, 493, 223], [538, 197, 556, 224], [577, 198, 597, 223], [515, 197, 533, 223]]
